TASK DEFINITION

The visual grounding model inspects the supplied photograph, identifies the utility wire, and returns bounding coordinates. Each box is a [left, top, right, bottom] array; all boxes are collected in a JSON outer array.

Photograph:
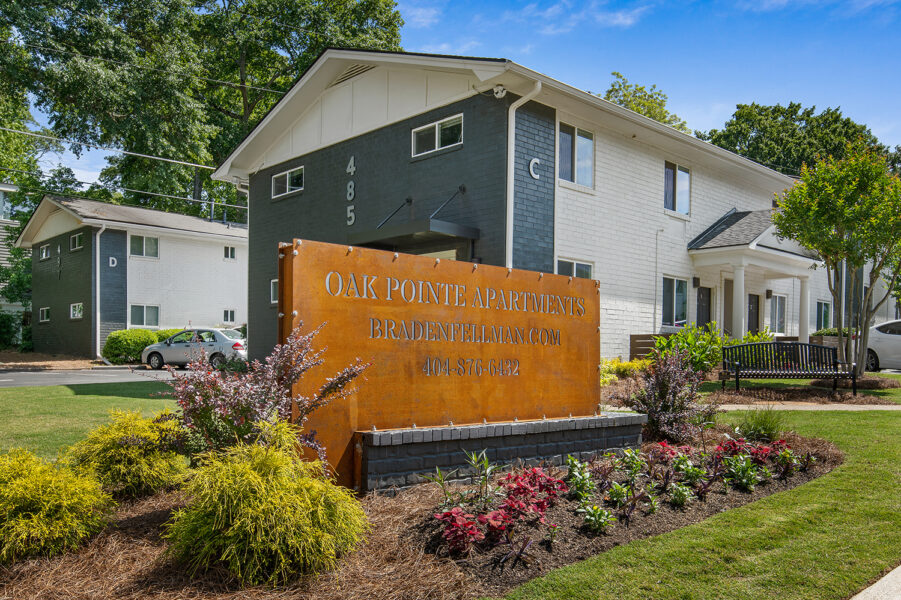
[[0, 127, 216, 170]]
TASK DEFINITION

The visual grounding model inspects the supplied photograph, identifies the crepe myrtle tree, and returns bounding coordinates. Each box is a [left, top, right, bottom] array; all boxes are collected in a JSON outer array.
[[773, 140, 901, 376]]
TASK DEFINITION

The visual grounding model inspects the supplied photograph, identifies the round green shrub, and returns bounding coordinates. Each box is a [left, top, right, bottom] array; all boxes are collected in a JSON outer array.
[[0, 448, 113, 563], [165, 420, 369, 586], [101, 329, 158, 364], [155, 328, 183, 342], [62, 410, 188, 498]]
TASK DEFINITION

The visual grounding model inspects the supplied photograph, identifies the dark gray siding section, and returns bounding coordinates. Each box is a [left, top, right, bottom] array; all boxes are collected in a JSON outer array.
[[512, 101, 556, 273], [31, 226, 95, 356], [99, 229, 127, 347], [247, 93, 509, 358]]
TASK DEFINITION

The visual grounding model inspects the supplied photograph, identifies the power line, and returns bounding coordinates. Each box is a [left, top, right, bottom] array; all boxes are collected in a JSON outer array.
[[0, 127, 216, 170]]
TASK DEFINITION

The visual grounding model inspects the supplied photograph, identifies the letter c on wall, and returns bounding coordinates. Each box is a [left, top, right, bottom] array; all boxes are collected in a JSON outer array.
[[529, 158, 540, 180]]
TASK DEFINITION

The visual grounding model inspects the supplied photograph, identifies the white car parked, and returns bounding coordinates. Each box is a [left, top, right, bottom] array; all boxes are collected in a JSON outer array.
[[865, 320, 901, 371]]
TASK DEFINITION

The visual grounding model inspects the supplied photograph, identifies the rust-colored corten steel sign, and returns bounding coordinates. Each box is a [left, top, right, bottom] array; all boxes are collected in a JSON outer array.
[[278, 239, 600, 486]]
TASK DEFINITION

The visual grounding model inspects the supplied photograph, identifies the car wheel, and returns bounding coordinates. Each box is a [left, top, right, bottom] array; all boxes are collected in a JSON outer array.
[[209, 353, 226, 369], [866, 349, 880, 372], [148, 352, 165, 370]]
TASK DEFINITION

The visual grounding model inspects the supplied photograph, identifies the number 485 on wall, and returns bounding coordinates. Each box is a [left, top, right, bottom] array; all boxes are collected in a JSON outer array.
[[346, 156, 356, 226]]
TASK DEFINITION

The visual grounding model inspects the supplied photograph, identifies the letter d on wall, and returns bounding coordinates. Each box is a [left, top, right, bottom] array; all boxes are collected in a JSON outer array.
[[108, 257, 117, 268]]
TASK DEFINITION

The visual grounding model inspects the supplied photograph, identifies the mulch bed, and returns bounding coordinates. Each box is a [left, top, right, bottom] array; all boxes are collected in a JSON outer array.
[[810, 375, 900, 390], [0, 431, 843, 600], [708, 387, 897, 405]]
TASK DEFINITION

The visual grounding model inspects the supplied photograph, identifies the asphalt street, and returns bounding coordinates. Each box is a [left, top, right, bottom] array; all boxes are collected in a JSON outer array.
[[0, 368, 176, 388]]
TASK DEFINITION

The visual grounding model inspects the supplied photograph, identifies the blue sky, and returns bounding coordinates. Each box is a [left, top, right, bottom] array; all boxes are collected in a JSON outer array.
[[35, 0, 901, 183]]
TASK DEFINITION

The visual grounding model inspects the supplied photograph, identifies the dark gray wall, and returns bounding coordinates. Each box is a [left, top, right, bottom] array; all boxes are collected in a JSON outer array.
[[32, 226, 95, 356], [99, 230, 127, 346], [512, 101, 556, 273], [247, 93, 509, 358]]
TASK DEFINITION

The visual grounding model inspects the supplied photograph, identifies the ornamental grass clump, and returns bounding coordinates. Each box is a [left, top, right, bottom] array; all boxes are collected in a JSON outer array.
[[164, 420, 368, 586], [0, 449, 113, 563], [62, 410, 187, 498]]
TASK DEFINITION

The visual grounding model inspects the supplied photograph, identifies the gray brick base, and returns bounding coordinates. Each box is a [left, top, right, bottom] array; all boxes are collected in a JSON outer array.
[[356, 412, 647, 492]]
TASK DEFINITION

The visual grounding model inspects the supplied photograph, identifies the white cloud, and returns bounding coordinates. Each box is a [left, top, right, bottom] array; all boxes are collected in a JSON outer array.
[[502, 1, 652, 35], [595, 5, 650, 27], [402, 3, 442, 28], [417, 40, 483, 55]]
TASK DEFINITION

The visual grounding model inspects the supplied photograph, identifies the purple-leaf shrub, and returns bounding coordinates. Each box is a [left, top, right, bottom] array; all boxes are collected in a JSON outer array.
[[167, 324, 368, 458]]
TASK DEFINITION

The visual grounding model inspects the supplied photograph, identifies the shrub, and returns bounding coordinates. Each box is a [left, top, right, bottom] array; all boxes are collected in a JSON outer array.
[[0, 311, 21, 348], [669, 482, 693, 508], [101, 329, 158, 364], [18, 325, 32, 352], [164, 420, 368, 585], [730, 328, 774, 345], [0, 449, 113, 562], [578, 504, 616, 533], [723, 455, 766, 491], [155, 328, 182, 342], [811, 327, 853, 337], [618, 349, 719, 443], [62, 410, 187, 498], [599, 358, 651, 385], [654, 323, 723, 374], [735, 406, 785, 442], [598, 362, 617, 387], [436, 507, 483, 554]]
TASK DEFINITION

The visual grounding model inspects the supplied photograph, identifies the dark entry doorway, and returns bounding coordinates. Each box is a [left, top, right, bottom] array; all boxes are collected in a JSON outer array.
[[748, 294, 760, 334], [697, 286, 712, 327]]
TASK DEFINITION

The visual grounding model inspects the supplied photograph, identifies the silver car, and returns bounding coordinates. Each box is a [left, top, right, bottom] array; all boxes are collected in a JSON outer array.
[[141, 328, 247, 369], [865, 320, 901, 371]]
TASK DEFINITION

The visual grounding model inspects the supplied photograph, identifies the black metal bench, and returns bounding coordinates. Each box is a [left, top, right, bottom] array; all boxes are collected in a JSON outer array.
[[720, 341, 856, 395]]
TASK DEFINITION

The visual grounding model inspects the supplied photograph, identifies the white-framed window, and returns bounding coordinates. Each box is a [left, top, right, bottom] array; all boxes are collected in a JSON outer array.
[[664, 161, 691, 215], [38, 307, 50, 322], [130, 235, 159, 258], [770, 294, 787, 334], [662, 276, 688, 327], [411, 114, 463, 157], [816, 300, 832, 331], [130, 304, 159, 327], [69, 232, 84, 251], [558, 123, 594, 187], [39, 244, 50, 260], [223, 309, 236, 323], [272, 166, 304, 198], [557, 259, 593, 279], [270, 279, 278, 304], [70, 302, 84, 320], [224, 246, 236, 260]]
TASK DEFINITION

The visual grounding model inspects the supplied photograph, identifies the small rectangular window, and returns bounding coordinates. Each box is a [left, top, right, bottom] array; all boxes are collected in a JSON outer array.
[[69, 232, 84, 251], [557, 259, 593, 279], [272, 166, 304, 199], [270, 279, 278, 304], [131, 304, 159, 327], [771, 295, 787, 334], [816, 301, 832, 331], [39, 307, 50, 322], [39, 244, 50, 260], [664, 161, 691, 215], [411, 114, 463, 157], [130, 235, 159, 258], [662, 276, 688, 327], [558, 123, 593, 187], [223, 309, 235, 323], [70, 302, 84, 320], [224, 246, 236, 260]]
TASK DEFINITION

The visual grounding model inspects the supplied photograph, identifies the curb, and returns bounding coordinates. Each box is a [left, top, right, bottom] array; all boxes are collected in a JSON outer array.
[[851, 564, 901, 599], [90, 365, 147, 371]]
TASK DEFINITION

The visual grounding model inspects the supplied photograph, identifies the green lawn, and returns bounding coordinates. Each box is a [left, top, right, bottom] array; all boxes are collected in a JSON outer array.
[[700, 371, 901, 404], [0, 382, 174, 458], [502, 410, 901, 600]]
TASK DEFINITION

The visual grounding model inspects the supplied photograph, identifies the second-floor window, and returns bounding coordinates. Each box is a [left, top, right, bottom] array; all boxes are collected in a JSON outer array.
[[70, 302, 84, 320], [224, 246, 236, 260], [771, 294, 787, 334], [557, 259, 593, 279], [70, 232, 84, 251], [272, 166, 304, 198], [662, 276, 687, 327], [559, 123, 593, 187], [412, 114, 463, 157], [664, 161, 691, 215], [130, 235, 159, 258], [39, 244, 50, 260]]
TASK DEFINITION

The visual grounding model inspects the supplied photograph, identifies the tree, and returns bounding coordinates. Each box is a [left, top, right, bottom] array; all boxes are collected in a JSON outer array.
[[697, 102, 900, 177], [601, 72, 690, 133], [0, 0, 403, 219], [773, 141, 901, 376]]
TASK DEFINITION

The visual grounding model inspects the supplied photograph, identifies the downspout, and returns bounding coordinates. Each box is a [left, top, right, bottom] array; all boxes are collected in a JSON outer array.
[[505, 81, 542, 269], [653, 228, 664, 331], [94, 225, 106, 359]]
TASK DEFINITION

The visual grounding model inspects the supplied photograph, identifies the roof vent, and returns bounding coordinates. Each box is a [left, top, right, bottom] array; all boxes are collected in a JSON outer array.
[[329, 64, 375, 87]]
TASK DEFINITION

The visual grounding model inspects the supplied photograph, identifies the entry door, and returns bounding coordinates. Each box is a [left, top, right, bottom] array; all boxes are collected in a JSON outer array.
[[723, 280, 734, 336], [697, 287, 712, 327], [748, 294, 760, 334]]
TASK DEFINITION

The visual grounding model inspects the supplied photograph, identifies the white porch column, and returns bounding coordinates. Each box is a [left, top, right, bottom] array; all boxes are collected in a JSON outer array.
[[799, 275, 810, 343], [732, 264, 746, 338]]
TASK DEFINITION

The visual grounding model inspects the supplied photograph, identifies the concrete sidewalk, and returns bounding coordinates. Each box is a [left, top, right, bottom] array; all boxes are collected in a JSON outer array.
[[720, 403, 901, 411], [851, 564, 901, 599]]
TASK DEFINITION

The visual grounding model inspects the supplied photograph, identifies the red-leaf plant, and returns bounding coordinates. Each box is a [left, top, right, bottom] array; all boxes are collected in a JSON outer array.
[[435, 507, 484, 555]]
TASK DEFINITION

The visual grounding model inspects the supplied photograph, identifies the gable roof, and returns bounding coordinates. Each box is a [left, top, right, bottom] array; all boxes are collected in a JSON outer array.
[[16, 195, 247, 248], [688, 209, 774, 250]]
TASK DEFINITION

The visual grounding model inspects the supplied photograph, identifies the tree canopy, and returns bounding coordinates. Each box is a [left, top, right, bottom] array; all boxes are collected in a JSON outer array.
[[601, 72, 690, 134]]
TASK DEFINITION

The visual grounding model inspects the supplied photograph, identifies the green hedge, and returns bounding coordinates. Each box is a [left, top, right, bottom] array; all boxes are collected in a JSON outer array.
[[101, 329, 158, 364], [155, 328, 182, 342], [812, 327, 855, 337]]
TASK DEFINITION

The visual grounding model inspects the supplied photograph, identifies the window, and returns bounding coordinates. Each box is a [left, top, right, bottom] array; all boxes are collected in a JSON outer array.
[[69, 302, 84, 320], [270, 279, 278, 304], [130, 235, 159, 258], [664, 161, 691, 215], [39, 244, 50, 260], [38, 307, 50, 322], [224, 246, 236, 260], [557, 259, 592, 279], [130, 304, 159, 327], [877, 322, 901, 335], [558, 123, 594, 187], [411, 114, 463, 157], [223, 309, 236, 323], [0, 191, 11, 220], [662, 277, 688, 327], [69, 232, 84, 251], [770, 294, 787, 334], [272, 166, 304, 198], [816, 301, 832, 331]]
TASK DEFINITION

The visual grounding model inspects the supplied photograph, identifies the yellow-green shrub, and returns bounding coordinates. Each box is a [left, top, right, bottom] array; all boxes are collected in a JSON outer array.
[[599, 358, 652, 386], [62, 410, 187, 498], [164, 420, 368, 586], [0, 449, 113, 563]]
